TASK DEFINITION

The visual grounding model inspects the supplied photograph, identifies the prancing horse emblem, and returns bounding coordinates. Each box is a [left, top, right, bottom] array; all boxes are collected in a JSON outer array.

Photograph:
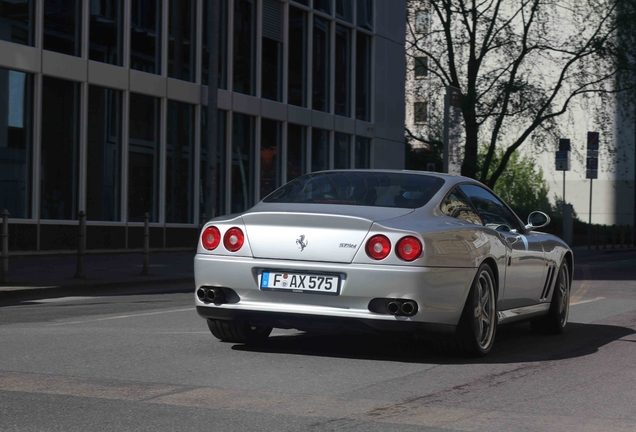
[[296, 235, 308, 252]]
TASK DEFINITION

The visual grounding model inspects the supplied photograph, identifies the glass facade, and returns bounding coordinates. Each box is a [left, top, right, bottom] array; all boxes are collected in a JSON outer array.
[[89, 0, 123, 66], [87, 86, 122, 221], [131, 0, 162, 74], [312, 16, 330, 112], [43, 0, 82, 56], [41, 77, 80, 220], [288, 6, 308, 107], [311, 128, 329, 172], [168, 0, 196, 82], [0, 1, 383, 250], [128, 93, 160, 222], [233, 0, 256, 95], [260, 118, 282, 198], [166, 101, 194, 223], [0, 0, 35, 46], [357, 0, 373, 30], [0, 68, 32, 219], [231, 113, 255, 213]]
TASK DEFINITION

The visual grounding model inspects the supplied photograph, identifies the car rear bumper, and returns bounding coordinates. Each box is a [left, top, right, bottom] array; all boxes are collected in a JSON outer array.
[[194, 253, 477, 327]]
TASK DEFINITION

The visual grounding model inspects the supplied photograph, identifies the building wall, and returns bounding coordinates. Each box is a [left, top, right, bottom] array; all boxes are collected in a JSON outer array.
[[0, 0, 407, 252]]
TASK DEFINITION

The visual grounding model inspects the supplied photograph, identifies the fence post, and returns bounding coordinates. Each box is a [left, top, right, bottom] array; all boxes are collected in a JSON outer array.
[[1, 210, 9, 284], [74, 210, 86, 279], [141, 212, 150, 276]]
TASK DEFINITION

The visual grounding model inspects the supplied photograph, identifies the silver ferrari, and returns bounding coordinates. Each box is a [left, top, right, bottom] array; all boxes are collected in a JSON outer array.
[[195, 170, 572, 356]]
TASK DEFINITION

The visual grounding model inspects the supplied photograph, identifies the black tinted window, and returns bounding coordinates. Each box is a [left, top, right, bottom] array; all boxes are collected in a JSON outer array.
[[459, 184, 521, 232], [264, 171, 445, 208]]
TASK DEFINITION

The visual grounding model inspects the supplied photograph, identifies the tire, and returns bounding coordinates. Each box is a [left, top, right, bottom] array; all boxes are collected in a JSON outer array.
[[531, 260, 570, 335], [207, 319, 273, 344], [453, 263, 498, 357]]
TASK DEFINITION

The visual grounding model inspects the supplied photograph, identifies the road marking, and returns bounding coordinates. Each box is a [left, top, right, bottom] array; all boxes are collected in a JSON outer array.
[[570, 265, 591, 303], [49, 307, 195, 326], [571, 297, 605, 306]]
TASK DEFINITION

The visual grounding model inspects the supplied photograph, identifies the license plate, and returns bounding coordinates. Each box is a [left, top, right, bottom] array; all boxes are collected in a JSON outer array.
[[260, 271, 340, 295]]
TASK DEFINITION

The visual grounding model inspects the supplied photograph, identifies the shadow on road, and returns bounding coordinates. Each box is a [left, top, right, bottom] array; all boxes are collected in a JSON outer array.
[[233, 321, 636, 364]]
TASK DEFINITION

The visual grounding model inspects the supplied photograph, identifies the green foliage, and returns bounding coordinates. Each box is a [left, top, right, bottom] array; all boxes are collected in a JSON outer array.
[[477, 147, 550, 220]]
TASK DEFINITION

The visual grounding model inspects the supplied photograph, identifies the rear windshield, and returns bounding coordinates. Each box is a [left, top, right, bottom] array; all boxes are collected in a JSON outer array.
[[263, 171, 445, 209]]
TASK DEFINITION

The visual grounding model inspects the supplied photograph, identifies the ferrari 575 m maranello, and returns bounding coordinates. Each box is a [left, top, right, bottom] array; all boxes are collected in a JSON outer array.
[[194, 170, 572, 356]]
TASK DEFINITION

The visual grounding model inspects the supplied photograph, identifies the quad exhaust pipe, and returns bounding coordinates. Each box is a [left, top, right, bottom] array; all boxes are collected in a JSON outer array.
[[386, 300, 418, 317], [196, 287, 226, 304]]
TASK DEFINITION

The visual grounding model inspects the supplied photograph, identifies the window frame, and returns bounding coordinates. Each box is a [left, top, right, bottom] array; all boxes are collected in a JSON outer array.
[[457, 183, 526, 233]]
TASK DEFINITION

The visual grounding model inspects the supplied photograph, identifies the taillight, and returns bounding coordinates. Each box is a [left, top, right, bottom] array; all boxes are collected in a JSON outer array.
[[396, 236, 422, 261], [201, 226, 221, 250], [223, 227, 245, 252], [366, 235, 391, 260]]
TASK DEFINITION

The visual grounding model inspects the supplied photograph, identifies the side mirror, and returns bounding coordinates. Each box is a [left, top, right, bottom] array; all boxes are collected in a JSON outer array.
[[526, 211, 550, 230]]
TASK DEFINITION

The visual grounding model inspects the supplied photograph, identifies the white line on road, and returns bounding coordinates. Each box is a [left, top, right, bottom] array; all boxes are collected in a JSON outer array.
[[49, 307, 195, 326], [571, 297, 605, 306]]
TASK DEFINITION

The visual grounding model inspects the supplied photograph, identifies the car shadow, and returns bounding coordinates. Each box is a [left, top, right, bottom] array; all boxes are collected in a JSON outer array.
[[232, 321, 636, 364]]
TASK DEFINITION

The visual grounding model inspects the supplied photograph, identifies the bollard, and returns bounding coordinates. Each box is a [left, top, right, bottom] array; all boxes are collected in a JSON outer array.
[[1, 209, 9, 284], [74, 210, 86, 279], [141, 212, 150, 276]]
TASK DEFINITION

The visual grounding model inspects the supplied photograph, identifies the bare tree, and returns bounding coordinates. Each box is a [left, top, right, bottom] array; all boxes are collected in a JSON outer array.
[[406, 0, 636, 187]]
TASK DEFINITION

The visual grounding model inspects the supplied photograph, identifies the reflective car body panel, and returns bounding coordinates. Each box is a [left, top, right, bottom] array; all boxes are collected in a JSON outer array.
[[195, 170, 573, 333]]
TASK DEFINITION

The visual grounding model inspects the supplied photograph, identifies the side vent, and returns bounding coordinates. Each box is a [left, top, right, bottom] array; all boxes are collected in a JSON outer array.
[[540, 265, 556, 300]]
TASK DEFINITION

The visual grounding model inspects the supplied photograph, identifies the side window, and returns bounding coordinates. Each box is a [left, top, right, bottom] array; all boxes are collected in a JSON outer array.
[[441, 188, 483, 225], [459, 184, 520, 232]]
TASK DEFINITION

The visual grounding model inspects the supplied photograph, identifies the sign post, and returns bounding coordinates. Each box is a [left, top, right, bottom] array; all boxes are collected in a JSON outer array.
[[586, 132, 600, 250], [556, 139, 571, 245]]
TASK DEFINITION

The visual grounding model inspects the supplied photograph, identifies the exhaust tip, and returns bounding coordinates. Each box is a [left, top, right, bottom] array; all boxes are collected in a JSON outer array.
[[401, 301, 417, 316], [386, 301, 401, 315], [196, 288, 206, 301]]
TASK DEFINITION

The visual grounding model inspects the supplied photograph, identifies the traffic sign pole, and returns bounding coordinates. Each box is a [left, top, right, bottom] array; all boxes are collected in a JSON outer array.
[[588, 179, 593, 250]]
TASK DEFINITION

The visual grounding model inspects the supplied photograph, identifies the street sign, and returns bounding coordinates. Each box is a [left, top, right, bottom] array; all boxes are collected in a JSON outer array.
[[587, 131, 599, 150], [448, 86, 462, 108], [586, 157, 598, 170], [586, 170, 598, 179], [555, 150, 570, 171], [559, 139, 571, 152]]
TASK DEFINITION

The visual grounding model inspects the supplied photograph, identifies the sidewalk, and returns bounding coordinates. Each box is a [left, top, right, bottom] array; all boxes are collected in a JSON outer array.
[[0, 250, 195, 303]]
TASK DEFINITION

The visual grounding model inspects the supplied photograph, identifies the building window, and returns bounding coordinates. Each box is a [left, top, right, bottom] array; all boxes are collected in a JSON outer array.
[[128, 93, 161, 222], [335, 25, 351, 117], [41, 76, 80, 220], [334, 133, 351, 169], [231, 113, 255, 213], [313, 16, 331, 112], [89, 0, 124, 66], [131, 0, 162, 74], [0, 68, 33, 219], [356, 33, 371, 121], [233, 0, 256, 95], [415, 57, 428, 78], [415, 9, 428, 33], [201, 108, 227, 218], [314, 0, 331, 15], [0, 0, 35, 46], [355, 136, 370, 168], [43, 0, 82, 56], [356, 0, 372, 30], [166, 101, 195, 224], [336, 0, 353, 23], [287, 123, 306, 181], [311, 128, 330, 172], [414, 101, 427, 123], [262, 0, 284, 102], [288, 6, 308, 107], [260, 119, 282, 198], [87, 86, 122, 222], [203, 0, 228, 87], [168, 0, 196, 82]]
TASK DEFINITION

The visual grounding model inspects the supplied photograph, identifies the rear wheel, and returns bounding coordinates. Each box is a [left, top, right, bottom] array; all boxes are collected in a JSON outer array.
[[454, 263, 497, 357], [531, 261, 570, 335], [207, 319, 273, 344]]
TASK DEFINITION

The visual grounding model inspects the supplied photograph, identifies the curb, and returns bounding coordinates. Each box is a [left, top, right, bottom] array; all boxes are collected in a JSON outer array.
[[0, 277, 194, 305]]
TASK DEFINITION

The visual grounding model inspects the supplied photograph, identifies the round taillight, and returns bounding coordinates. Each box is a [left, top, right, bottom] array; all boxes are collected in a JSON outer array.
[[366, 235, 391, 260], [201, 226, 221, 250], [396, 236, 422, 261], [223, 227, 245, 252]]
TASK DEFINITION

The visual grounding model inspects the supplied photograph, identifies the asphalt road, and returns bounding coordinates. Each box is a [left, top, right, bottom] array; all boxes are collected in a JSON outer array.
[[1, 252, 635, 432]]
